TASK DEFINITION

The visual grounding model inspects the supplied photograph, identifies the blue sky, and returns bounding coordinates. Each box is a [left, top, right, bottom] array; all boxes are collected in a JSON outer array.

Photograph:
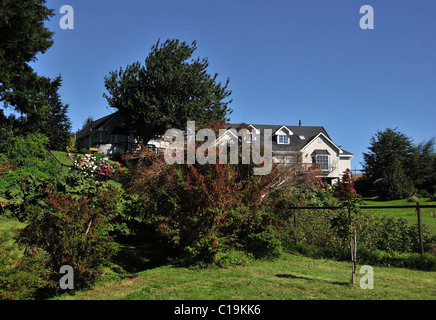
[[29, 0, 436, 169]]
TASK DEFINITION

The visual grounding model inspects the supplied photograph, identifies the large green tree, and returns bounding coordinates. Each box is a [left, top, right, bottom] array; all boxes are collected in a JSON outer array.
[[363, 128, 416, 180], [362, 128, 436, 198], [44, 77, 72, 151], [0, 0, 55, 119], [103, 39, 233, 144], [1, 0, 72, 149]]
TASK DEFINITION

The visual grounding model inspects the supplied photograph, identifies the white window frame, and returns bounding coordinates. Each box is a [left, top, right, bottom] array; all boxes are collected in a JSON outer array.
[[316, 155, 330, 171], [277, 135, 290, 144], [285, 155, 296, 163]]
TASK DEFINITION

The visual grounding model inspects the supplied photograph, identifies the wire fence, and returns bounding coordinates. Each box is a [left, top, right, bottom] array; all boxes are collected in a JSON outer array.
[[286, 203, 436, 256]]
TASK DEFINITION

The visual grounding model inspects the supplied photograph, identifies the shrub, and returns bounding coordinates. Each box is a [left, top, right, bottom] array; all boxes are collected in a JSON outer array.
[[6, 133, 48, 166], [120, 138, 318, 265], [17, 189, 118, 291], [353, 174, 374, 197], [0, 223, 54, 300], [417, 189, 431, 198], [216, 250, 254, 268], [245, 226, 284, 259], [374, 159, 416, 200], [334, 169, 356, 201], [72, 153, 123, 180]]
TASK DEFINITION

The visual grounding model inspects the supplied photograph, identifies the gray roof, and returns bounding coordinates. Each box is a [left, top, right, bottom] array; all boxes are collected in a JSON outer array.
[[75, 115, 353, 156], [76, 112, 119, 139], [224, 123, 336, 153]]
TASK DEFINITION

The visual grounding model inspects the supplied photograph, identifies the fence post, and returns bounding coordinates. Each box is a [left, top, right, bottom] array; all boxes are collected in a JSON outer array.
[[416, 202, 424, 256], [348, 207, 357, 285]]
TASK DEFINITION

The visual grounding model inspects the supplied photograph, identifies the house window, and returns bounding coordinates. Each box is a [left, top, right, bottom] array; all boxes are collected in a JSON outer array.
[[316, 155, 330, 171], [111, 135, 117, 143], [285, 155, 296, 163], [277, 135, 289, 144], [275, 155, 296, 163]]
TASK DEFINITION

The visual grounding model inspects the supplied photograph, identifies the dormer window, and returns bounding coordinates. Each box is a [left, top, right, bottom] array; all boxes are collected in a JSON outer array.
[[278, 135, 290, 144], [274, 126, 293, 144]]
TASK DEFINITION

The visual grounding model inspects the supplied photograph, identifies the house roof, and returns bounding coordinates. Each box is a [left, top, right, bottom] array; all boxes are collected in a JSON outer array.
[[76, 112, 118, 139], [224, 123, 336, 153], [75, 114, 353, 157]]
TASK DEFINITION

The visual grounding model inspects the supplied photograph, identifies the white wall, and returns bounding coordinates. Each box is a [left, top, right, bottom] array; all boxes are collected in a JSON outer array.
[[301, 135, 342, 179]]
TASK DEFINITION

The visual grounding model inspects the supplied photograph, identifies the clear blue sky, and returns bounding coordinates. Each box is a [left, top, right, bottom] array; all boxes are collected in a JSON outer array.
[[29, 0, 436, 169]]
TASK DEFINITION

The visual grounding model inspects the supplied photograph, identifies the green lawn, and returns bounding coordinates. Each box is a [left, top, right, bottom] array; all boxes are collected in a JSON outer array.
[[56, 246, 436, 300], [2, 216, 435, 300], [361, 197, 436, 235], [50, 150, 73, 166]]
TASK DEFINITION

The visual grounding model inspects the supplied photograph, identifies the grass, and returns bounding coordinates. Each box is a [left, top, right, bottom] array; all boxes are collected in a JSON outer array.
[[56, 247, 436, 300], [362, 197, 436, 235], [50, 150, 73, 166], [1, 216, 435, 300]]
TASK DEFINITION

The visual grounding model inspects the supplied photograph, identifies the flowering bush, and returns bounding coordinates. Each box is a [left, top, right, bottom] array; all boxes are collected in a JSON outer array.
[[72, 154, 122, 179]]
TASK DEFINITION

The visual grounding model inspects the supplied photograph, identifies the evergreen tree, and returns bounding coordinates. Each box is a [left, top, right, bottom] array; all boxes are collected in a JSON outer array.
[[363, 128, 416, 181], [103, 39, 233, 144], [0, 0, 55, 120], [44, 77, 72, 151]]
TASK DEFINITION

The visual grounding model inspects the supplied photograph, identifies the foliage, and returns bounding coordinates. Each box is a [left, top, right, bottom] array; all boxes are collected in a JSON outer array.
[[66, 134, 77, 154], [0, 230, 54, 300], [72, 153, 123, 179], [0, 154, 64, 220], [120, 136, 319, 264], [374, 159, 416, 200], [0, 0, 55, 119], [43, 78, 72, 151], [0, 114, 19, 155], [5, 133, 48, 166], [353, 174, 374, 196], [362, 128, 436, 199], [333, 169, 356, 201], [363, 128, 416, 181], [288, 205, 436, 270], [17, 188, 119, 293], [103, 39, 233, 144], [369, 216, 435, 253]]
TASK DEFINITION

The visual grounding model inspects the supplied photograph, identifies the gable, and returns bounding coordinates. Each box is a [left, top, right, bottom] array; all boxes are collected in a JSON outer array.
[[301, 132, 342, 153], [274, 126, 293, 136]]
